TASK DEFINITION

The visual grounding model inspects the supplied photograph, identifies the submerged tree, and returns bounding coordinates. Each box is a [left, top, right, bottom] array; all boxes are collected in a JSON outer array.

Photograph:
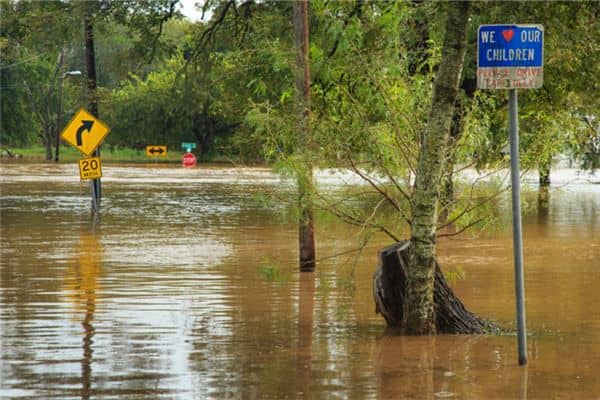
[[240, 0, 496, 334], [370, 1, 494, 335], [401, 1, 472, 334]]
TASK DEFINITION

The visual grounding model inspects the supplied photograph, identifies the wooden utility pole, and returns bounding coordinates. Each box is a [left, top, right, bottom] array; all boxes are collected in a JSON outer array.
[[293, 0, 316, 272], [84, 12, 101, 209]]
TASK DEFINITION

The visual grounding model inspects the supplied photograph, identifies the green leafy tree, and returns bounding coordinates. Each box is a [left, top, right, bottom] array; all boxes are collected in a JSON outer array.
[[102, 57, 189, 149], [462, 1, 600, 181], [0, 0, 79, 154], [0, 0, 183, 156]]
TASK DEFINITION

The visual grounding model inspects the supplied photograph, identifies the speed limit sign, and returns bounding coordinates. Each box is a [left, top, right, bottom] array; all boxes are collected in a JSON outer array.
[[78, 157, 102, 180]]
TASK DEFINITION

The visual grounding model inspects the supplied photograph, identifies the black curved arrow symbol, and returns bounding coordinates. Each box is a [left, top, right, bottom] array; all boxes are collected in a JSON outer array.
[[76, 120, 94, 146]]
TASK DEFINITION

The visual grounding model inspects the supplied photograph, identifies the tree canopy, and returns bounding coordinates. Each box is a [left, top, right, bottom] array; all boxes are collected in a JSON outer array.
[[3, 0, 596, 169]]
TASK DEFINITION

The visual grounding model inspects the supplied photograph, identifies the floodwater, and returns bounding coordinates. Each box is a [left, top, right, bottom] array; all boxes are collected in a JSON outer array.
[[1, 162, 599, 399]]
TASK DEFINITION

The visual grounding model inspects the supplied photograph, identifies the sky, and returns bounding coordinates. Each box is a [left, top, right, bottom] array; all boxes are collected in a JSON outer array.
[[178, 0, 206, 22]]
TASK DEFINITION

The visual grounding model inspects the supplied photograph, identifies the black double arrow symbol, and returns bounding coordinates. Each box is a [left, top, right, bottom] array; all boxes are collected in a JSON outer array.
[[148, 147, 165, 155]]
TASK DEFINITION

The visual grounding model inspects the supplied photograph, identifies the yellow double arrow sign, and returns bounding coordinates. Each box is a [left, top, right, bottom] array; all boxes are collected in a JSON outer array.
[[146, 145, 168, 157]]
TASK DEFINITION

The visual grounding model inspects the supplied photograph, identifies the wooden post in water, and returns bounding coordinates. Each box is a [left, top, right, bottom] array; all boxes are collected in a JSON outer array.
[[293, 0, 316, 272]]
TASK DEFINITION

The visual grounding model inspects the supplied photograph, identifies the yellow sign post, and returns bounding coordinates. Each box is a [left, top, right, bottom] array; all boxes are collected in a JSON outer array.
[[78, 157, 102, 180], [146, 145, 168, 157], [61, 108, 110, 156]]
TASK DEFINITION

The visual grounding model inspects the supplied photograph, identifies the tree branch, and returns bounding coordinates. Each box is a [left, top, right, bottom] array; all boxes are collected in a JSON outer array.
[[438, 217, 486, 238], [346, 152, 403, 215], [314, 191, 401, 242]]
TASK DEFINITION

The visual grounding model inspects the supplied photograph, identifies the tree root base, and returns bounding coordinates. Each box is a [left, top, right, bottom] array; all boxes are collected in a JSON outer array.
[[373, 241, 497, 334]]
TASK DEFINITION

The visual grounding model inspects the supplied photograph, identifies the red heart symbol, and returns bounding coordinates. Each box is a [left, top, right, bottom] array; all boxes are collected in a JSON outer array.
[[502, 29, 514, 42]]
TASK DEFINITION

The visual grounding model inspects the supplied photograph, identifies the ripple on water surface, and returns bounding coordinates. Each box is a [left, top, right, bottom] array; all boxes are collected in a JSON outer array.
[[1, 163, 599, 399]]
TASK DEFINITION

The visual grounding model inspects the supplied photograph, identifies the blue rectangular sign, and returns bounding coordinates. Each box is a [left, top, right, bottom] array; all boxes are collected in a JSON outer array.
[[478, 25, 543, 68], [477, 24, 544, 89]]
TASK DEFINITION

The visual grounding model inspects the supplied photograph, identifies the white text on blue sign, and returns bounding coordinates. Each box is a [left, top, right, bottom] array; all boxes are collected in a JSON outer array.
[[477, 24, 544, 90]]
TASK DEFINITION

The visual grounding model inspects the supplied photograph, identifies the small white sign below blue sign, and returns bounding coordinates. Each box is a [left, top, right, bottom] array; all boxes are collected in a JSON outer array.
[[477, 24, 544, 90]]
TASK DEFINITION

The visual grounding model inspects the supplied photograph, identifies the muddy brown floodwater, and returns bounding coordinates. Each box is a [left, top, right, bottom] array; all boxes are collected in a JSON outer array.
[[1, 162, 599, 399]]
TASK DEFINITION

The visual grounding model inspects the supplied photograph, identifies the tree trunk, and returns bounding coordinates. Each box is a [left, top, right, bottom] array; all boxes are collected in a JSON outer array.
[[538, 161, 551, 187], [403, 1, 470, 335], [439, 99, 465, 225], [374, 241, 492, 334], [293, 0, 316, 272], [45, 126, 54, 161]]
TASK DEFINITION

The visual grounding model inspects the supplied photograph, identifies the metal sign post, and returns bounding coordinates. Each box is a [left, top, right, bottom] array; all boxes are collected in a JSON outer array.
[[508, 89, 527, 366], [478, 24, 544, 366]]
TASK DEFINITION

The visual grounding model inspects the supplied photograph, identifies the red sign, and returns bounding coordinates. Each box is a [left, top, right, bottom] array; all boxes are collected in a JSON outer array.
[[182, 152, 197, 168]]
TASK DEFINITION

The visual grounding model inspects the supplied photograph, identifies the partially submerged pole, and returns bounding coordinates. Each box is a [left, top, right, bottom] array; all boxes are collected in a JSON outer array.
[[84, 12, 101, 211], [293, 0, 316, 272], [508, 89, 528, 366], [477, 24, 542, 365]]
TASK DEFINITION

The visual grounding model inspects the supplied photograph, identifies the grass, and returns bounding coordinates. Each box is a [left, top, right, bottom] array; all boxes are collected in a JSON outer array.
[[2, 145, 192, 163], [257, 262, 290, 285]]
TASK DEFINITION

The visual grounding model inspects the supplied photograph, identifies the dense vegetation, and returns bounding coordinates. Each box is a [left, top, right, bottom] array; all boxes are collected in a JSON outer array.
[[1, 0, 598, 170]]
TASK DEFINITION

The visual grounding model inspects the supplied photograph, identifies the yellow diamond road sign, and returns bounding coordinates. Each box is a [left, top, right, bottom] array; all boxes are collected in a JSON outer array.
[[61, 108, 110, 156]]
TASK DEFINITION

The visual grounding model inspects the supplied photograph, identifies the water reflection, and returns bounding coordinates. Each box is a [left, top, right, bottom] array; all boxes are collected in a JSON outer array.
[[295, 272, 315, 399], [536, 186, 550, 223], [63, 226, 102, 399], [519, 365, 529, 400], [373, 336, 436, 398], [373, 335, 534, 399], [81, 229, 100, 398]]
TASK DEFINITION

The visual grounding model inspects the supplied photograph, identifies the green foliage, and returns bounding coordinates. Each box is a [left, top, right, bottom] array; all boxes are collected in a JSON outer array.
[[240, 0, 438, 241], [0, 0, 74, 147], [2, 0, 597, 170], [103, 59, 183, 147], [0, 0, 189, 151], [443, 265, 466, 286], [572, 117, 600, 171], [5, 144, 181, 163], [257, 261, 290, 285], [0, 65, 34, 146], [464, 1, 600, 174]]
